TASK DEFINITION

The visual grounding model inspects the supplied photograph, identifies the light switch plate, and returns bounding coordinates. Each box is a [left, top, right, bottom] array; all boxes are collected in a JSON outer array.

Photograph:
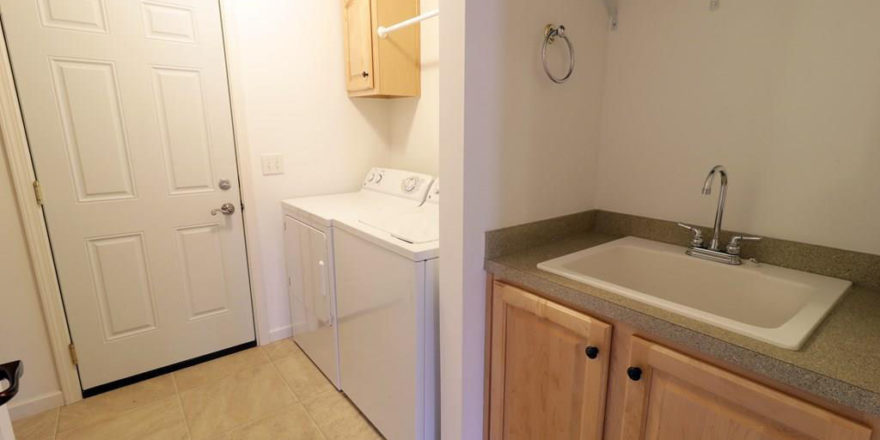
[[261, 154, 284, 176]]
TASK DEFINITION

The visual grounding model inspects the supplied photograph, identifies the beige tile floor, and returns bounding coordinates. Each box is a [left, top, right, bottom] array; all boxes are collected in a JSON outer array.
[[11, 340, 384, 440]]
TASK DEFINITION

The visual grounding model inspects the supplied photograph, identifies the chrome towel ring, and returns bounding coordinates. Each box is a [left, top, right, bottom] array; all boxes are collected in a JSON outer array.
[[542, 24, 574, 84]]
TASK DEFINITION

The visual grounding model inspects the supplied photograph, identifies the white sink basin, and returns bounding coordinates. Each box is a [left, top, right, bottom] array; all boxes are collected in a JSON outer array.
[[537, 237, 851, 349]]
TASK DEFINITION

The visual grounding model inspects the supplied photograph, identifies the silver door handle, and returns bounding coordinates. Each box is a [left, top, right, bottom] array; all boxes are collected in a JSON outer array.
[[211, 203, 236, 216]]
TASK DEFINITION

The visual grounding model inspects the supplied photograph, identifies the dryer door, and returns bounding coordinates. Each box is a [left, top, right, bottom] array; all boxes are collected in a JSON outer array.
[[283, 216, 340, 388]]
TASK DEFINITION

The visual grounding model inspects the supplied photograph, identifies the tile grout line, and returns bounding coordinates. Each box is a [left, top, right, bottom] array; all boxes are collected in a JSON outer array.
[[268, 344, 329, 440], [170, 373, 194, 440], [52, 407, 60, 440], [183, 346, 296, 439]]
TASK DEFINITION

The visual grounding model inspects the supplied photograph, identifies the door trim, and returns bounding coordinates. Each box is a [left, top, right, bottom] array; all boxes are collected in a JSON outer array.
[[0, 21, 82, 404], [219, 0, 272, 345], [0, 1, 273, 406]]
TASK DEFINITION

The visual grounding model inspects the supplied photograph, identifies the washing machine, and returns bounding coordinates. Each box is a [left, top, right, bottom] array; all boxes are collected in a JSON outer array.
[[281, 168, 433, 389], [333, 180, 440, 440]]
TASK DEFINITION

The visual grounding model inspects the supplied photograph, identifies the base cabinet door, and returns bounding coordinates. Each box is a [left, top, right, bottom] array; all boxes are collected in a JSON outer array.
[[489, 282, 612, 440], [618, 336, 872, 440]]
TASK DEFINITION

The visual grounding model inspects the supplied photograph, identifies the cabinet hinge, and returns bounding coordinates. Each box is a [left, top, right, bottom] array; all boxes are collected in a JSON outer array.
[[68, 342, 78, 366], [33, 180, 44, 205]]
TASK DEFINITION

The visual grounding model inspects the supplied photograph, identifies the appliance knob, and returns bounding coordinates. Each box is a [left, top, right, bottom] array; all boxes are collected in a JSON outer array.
[[375, 171, 384, 183], [402, 177, 419, 192], [585, 346, 599, 359], [627, 366, 643, 381]]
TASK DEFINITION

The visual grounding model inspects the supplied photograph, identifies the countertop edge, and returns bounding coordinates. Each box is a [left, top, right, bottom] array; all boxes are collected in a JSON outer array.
[[484, 258, 880, 416]]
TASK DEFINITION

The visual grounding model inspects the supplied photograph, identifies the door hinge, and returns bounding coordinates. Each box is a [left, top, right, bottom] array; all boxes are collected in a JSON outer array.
[[68, 342, 78, 366], [33, 180, 44, 205]]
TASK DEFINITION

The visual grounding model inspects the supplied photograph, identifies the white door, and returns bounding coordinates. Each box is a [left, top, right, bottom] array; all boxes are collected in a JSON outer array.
[[284, 216, 340, 388], [1, 0, 255, 390]]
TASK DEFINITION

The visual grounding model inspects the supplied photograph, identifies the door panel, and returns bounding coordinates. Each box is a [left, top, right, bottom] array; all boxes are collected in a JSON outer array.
[[37, 0, 108, 33], [152, 67, 215, 194], [176, 225, 230, 320], [51, 59, 136, 202], [1, 0, 255, 389], [618, 337, 871, 440], [86, 233, 158, 340], [489, 282, 612, 440]]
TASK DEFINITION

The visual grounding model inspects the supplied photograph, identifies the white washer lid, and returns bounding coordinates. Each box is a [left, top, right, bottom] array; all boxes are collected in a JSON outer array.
[[336, 217, 438, 261], [363, 205, 439, 244]]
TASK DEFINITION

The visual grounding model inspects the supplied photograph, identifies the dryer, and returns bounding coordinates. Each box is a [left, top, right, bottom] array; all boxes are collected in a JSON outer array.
[[281, 169, 433, 389]]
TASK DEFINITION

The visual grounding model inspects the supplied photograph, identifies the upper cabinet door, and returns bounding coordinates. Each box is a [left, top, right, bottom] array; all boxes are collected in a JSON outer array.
[[489, 282, 612, 440], [618, 337, 872, 440], [343, 0, 374, 92]]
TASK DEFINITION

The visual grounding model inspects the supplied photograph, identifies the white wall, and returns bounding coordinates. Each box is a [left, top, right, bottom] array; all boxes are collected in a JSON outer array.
[[222, 0, 393, 339], [596, 0, 880, 254], [439, 0, 609, 436], [388, 0, 440, 175], [0, 146, 63, 418]]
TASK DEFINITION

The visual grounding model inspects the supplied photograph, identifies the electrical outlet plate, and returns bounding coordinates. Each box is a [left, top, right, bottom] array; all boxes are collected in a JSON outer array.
[[261, 154, 284, 176]]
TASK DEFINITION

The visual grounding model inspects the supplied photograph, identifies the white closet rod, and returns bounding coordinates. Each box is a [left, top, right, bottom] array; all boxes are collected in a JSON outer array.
[[377, 9, 439, 39]]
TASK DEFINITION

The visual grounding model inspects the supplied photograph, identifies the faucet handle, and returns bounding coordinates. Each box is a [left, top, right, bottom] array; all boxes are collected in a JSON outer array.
[[677, 223, 704, 248], [726, 235, 762, 255]]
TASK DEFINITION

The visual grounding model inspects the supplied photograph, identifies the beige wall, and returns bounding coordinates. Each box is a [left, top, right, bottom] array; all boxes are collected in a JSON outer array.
[[596, 0, 880, 254], [0, 145, 63, 418], [223, 0, 441, 340], [439, 0, 609, 436], [222, 0, 393, 339], [389, 0, 440, 175]]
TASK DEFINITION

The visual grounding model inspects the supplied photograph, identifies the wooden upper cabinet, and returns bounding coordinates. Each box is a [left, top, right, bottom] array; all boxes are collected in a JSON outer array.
[[342, 0, 420, 97], [489, 282, 612, 440], [617, 336, 872, 440]]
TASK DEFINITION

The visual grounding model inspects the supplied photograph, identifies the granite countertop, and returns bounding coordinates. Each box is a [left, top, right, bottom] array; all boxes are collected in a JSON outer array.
[[485, 230, 880, 416]]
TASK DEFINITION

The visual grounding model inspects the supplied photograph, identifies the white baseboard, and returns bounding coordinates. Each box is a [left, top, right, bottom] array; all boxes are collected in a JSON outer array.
[[266, 325, 292, 344], [8, 390, 64, 420]]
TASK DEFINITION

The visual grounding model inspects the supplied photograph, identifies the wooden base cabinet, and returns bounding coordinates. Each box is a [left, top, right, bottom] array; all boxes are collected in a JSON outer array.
[[616, 336, 872, 440], [489, 282, 612, 440], [487, 281, 874, 440]]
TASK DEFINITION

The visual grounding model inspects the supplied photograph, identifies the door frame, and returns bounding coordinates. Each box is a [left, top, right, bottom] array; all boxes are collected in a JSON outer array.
[[0, 2, 271, 406]]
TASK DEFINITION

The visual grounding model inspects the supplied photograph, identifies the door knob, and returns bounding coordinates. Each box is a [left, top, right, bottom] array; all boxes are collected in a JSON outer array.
[[211, 203, 236, 216]]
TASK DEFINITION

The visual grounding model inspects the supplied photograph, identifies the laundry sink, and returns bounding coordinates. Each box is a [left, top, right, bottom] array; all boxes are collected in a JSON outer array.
[[537, 237, 852, 349]]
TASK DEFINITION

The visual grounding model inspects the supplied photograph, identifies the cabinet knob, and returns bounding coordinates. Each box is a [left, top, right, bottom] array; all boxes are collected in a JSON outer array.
[[627, 366, 643, 381], [361, 71, 369, 78], [584, 346, 599, 359]]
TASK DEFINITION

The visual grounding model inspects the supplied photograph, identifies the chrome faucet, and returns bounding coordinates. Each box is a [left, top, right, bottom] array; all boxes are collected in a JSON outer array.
[[677, 165, 761, 265], [702, 165, 728, 251]]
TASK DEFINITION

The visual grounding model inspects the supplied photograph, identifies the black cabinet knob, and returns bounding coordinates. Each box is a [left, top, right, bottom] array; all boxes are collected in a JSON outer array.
[[361, 71, 370, 78], [627, 366, 643, 381], [584, 346, 599, 359]]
